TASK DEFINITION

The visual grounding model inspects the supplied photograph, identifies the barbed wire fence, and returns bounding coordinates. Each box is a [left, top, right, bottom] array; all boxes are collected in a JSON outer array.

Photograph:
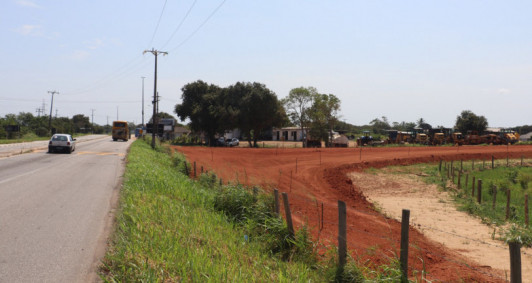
[[185, 151, 532, 282]]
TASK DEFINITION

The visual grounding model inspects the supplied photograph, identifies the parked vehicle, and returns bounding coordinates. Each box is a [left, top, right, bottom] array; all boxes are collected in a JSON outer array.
[[215, 137, 226, 146], [48, 134, 76, 153], [226, 138, 239, 147]]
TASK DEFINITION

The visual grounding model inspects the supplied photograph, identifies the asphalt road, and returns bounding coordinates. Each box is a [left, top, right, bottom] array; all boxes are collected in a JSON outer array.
[[0, 135, 131, 282]]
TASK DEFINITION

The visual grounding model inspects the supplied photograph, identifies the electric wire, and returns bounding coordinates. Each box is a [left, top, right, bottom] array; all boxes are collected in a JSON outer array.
[[147, 0, 169, 49], [168, 0, 227, 52], [160, 0, 198, 49]]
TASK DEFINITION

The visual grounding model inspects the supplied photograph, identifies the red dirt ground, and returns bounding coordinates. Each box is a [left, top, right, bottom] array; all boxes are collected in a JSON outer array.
[[174, 144, 532, 282]]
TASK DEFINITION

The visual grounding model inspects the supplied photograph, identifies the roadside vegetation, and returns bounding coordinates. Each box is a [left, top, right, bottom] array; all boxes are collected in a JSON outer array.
[[372, 159, 532, 247], [101, 139, 409, 282]]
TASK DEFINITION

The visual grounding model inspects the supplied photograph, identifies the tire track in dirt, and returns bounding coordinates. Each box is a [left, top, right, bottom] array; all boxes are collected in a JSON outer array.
[[176, 144, 532, 282]]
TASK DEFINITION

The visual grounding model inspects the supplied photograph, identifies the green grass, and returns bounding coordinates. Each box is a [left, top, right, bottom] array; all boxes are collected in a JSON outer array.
[[378, 158, 532, 246], [0, 133, 49, 144], [101, 140, 324, 282], [0, 132, 97, 144], [102, 139, 414, 282]]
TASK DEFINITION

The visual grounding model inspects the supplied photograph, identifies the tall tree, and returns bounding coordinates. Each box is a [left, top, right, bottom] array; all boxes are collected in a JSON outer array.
[[237, 82, 285, 147], [282, 87, 317, 147], [455, 110, 488, 134], [174, 80, 222, 146], [308, 93, 341, 146]]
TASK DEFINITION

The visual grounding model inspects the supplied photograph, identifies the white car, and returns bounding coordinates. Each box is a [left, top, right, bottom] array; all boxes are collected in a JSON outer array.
[[48, 134, 76, 154], [226, 138, 239, 147]]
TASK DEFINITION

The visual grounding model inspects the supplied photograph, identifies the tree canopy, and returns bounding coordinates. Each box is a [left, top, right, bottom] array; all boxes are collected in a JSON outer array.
[[174, 80, 222, 146], [455, 110, 488, 134], [174, 80, 286, 146]]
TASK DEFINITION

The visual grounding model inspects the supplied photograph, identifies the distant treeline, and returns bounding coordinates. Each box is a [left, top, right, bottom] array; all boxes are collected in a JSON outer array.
[[0, 112, 129, 138]]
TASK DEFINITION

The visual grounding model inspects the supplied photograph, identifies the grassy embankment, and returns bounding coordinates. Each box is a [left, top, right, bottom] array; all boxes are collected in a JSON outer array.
[[101, 139, 409, 282], [0, 132, 96, 144], [374, 158, 532, 246]]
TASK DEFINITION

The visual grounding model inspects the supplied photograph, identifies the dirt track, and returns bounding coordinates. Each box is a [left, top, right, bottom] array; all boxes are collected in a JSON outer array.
[[174, 144, 532, 282]]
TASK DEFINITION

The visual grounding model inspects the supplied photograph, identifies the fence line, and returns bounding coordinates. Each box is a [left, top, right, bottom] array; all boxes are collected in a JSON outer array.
[[187, 155, 532, 281]]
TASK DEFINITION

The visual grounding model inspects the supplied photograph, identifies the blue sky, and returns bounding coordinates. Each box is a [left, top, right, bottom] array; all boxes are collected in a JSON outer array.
[[2, 0, 531, 128]]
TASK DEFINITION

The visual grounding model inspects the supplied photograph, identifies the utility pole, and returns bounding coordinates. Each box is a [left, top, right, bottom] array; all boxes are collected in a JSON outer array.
[[143, 48, 168, 149], [91, 109, 95, 134], [141, 76, 146, 127], [48, 90, 59, 133], [55, 109, 58, 118], [116, 106, 119, 121]]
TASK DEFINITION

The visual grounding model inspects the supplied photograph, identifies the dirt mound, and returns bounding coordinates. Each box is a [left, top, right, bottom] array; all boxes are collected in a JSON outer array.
[[175, 144, 532, 282]]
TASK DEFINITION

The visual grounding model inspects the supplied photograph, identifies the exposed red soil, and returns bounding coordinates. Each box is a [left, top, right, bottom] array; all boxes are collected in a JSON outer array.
[[174, 144, 532, 282]]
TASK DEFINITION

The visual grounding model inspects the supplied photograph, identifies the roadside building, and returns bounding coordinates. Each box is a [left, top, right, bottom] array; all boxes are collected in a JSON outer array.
[[272, 127, 306, 141]]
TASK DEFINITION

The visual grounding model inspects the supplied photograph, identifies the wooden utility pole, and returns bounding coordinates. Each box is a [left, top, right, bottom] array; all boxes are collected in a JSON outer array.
[[143, 49, 167, 149], [47, 90, 59, 133]]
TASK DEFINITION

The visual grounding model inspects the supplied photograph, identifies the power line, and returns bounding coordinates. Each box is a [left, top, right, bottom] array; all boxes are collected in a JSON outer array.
[[62, 55, 148, 96], [160, 0, 198, 49], [147, 0, 169, 49], [168, 0, 228, 52]]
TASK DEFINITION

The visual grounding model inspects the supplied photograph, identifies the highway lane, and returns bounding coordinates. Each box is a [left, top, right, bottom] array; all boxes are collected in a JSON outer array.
[[0, 136, 130, 282]]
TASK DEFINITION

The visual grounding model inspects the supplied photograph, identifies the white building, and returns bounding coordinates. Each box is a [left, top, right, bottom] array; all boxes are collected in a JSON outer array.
[[272, 127, 306, 141]]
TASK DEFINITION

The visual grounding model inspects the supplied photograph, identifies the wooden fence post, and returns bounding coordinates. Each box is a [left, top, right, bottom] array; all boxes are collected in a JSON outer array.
[[439, 160, 442, 172], [193, 161, 197, 178], [400, 209, 410, 283], [492, 155, 495, 169], [273, 189, 280, 216], [472, 176, 476, 197], [184, 162, 189, 176], [477, 179, 482, 204], [338, 201, 347, 270], [506, 189, 511, 220], [460, 160, 463, 172], [525, 194, 529, 228], [509, 242, 522, 283], [282, 193, 294, 237], [458, 170, 461, 188]]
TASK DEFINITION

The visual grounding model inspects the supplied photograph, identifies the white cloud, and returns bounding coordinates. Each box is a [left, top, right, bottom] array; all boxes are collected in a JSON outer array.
[[84, 38, 104, 50], [14, 24, 42, 36], [498, 88, 510, 95], [16, 0, 40, 8], [69, 50, 90, 60]]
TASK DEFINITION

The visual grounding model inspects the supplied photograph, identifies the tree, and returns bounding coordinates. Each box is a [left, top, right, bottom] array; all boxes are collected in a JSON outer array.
[[308, 93, 341, 146], [455, 110, 488, 134], [369, 116, 391, 134], [149, 112, 177, 123], [174, 80, 223, 146], [417, 118, 432, 130], [282, 87, 317, 147], [234, 82, 286, 147], [72, 114, 91, 133]]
